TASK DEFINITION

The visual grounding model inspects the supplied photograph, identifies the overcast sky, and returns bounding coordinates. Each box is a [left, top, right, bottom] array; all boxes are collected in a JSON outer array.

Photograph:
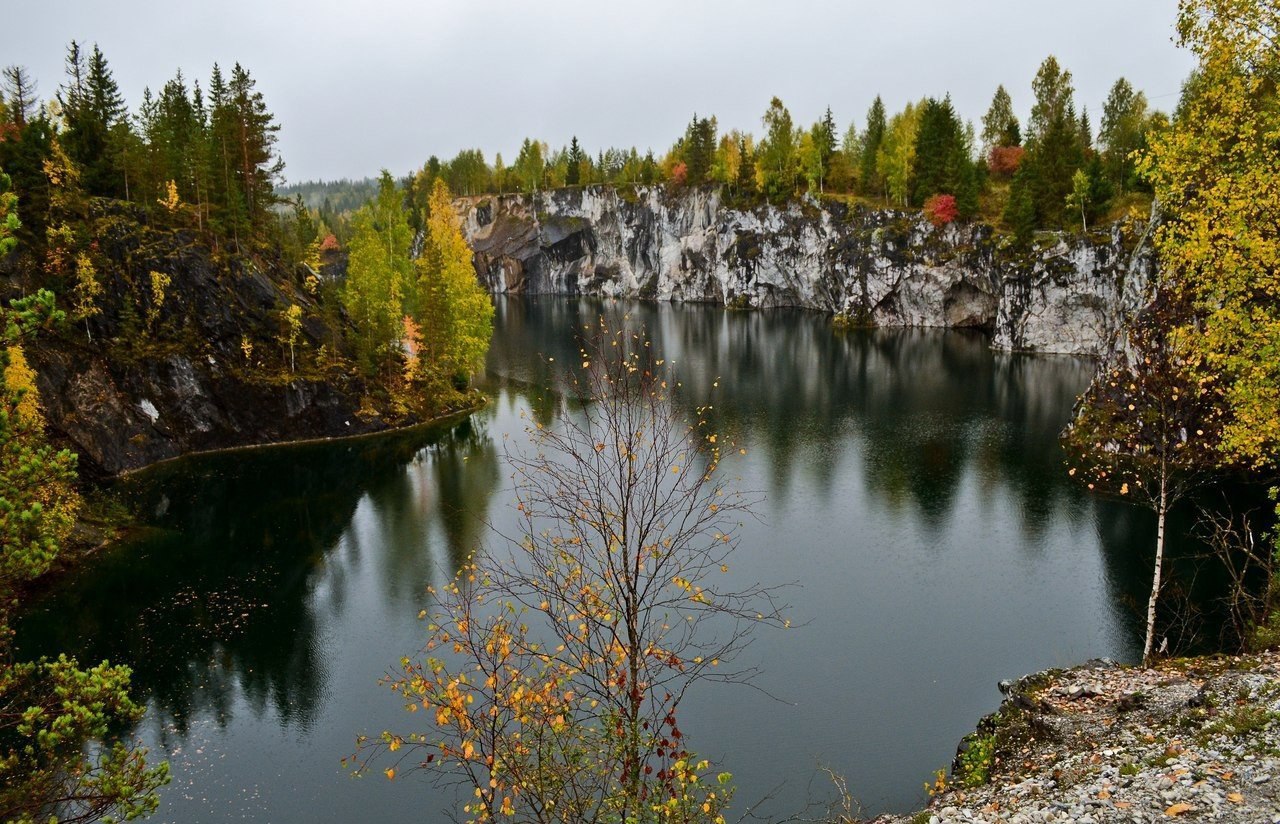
[[4, 1, 1196, 183]]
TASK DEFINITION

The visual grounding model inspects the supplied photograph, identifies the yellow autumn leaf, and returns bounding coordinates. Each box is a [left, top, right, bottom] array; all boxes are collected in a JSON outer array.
[[1164, 803, 1193, 817]]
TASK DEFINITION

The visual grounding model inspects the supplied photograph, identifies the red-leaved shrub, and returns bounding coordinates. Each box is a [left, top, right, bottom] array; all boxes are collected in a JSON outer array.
[[923, 194, 958, 227]]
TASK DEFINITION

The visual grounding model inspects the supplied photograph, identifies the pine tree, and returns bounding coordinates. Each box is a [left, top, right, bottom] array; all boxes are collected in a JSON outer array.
[[226, 63, 284, 238], [1078, 106, 1093, 150], [1, 66, 38, 129], [59, 44, 128, 198], [734, 136, 756, 198], [0, 185, 168, 821]]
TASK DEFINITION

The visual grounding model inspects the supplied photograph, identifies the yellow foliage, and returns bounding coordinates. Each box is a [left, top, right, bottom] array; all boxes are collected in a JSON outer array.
[[158, 179, 181, 211], [1140, 1, 1280, 467], [4, 343, 41, 427], [146, 270, 171, 332]]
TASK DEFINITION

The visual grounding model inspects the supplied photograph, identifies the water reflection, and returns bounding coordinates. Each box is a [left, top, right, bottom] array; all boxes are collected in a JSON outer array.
[[17, 298, 1162, 821], [491, 298, 1097, 541], [19, 418, 500, 737]]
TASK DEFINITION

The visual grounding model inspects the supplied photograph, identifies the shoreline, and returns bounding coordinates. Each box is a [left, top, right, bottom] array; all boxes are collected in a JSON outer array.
[[113, 392, 486, 480], [873, 651, 1280, 823]]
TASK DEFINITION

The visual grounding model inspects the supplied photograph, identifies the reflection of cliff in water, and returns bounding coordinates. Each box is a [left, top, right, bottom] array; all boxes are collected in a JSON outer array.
[[487, 296, 1098, 540], [15, 415, 499, 734]]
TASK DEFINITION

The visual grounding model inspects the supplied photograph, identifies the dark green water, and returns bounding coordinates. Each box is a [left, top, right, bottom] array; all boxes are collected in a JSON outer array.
[[17, 297, 1161, 820]]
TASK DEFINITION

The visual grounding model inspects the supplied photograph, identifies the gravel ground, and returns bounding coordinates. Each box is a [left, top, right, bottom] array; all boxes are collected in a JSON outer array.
[[872, 652, 1280, 823]]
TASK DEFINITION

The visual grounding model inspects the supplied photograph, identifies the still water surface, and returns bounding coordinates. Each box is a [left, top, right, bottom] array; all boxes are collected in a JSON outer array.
[[18, 298, 1159, 821]]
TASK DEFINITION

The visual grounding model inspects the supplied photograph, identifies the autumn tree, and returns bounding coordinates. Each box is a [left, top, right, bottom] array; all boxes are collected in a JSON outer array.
[[0, 185, 168, 821], [514, 138, 545, 194], [923, 193, 958, 227], [801, 107, 838, 194], [757, 97, 797, 203], [413, 179, 494, 386], [342, 171, 413, 377], [1064, 292, 1228, 662], [357, 322, 785, 822], [1138, 0, 1280, 468], [877, 101, 922, 207], [1065, 168, 1091, 232]]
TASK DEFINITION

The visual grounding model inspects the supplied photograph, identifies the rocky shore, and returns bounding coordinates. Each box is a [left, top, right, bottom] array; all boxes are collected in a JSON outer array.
[[874, 652, 1280, 823]]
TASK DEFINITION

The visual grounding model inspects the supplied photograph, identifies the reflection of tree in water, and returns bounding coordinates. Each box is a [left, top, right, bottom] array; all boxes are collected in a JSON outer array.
[[15, 415, 499, 734], [366, 416, 501, 601], [489, 297, 1099, 539]]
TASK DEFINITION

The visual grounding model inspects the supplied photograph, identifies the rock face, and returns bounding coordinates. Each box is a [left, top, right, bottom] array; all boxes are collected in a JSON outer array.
[[459, 186, 1155, 356], [1, 200, 417, 477]]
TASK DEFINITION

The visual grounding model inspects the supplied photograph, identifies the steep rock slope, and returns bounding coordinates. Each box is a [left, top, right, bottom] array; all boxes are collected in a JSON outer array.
[[1, 200, 417, 476], [459, 186, 1154, 356]]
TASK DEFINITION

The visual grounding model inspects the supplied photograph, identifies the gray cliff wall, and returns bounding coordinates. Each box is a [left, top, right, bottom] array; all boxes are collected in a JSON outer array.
[[458, 185, 1154, 356]]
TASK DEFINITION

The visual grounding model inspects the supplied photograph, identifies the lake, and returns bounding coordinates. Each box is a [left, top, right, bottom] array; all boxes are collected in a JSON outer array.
[[17, 297, 1159, 821]]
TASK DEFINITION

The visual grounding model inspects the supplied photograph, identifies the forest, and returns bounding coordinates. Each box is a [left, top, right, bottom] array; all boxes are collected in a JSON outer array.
[[389, 55, 1159, 241], [1, 0, 1278, 820], [279, 55, 1159, 247]]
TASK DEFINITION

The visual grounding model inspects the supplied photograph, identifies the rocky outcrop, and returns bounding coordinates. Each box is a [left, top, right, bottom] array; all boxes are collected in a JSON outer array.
[[1, 199, 450, 477], [459, 186, 1155, 356], [872, 651, 1280, 823]]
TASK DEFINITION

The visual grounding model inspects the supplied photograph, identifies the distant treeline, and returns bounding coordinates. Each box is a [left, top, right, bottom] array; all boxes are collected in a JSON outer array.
[[400, 55, 1164, 237]]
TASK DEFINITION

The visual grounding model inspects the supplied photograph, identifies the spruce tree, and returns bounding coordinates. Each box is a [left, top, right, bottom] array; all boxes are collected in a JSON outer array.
[[911, 96, 970, 206], [1011, 55, 1087, 228], [566, 136, 582, 186], [58, 44, 128, 198], [860, 95, 886, 195]]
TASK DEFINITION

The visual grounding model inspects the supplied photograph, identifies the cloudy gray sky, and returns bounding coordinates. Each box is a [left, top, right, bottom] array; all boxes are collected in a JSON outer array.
[[4, 1, 1196, 183]]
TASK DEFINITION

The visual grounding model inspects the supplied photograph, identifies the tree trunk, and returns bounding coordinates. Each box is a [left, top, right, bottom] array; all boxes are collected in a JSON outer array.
[[1143, 474, 1168, 664]]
